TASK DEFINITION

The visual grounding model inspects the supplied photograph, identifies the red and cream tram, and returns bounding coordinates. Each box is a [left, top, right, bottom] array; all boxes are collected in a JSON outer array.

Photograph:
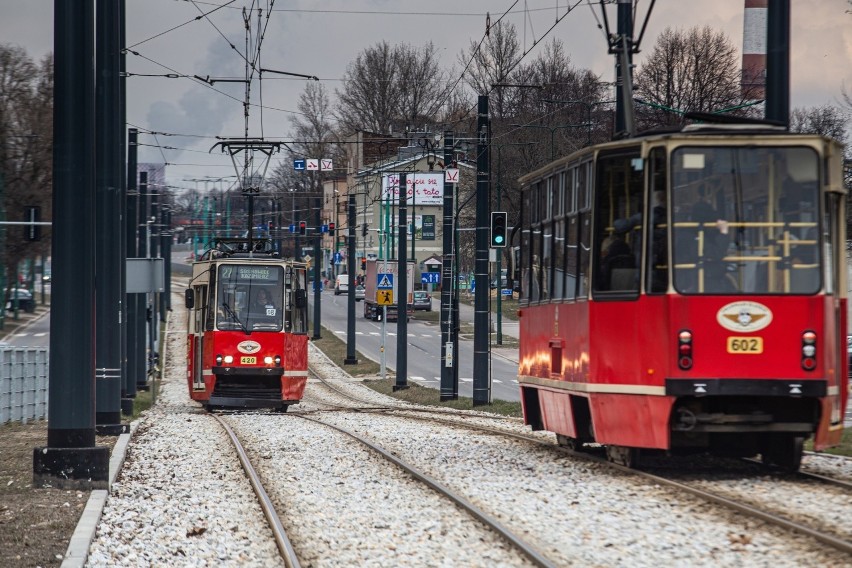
[[185, 239, 310, 410], [516, 124, 847, 470]]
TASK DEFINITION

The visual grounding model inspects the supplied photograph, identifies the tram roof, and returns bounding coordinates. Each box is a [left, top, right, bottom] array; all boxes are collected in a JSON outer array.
[[518, 123, 840, 187]]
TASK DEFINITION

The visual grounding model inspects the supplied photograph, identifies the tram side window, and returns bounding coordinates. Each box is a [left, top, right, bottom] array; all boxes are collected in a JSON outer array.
[[577, 162, 592, 299], [646, 147, 669, 294], [520, 189, 532, 303], [290, 268, 308, 334], [593, 150, 643, 294]]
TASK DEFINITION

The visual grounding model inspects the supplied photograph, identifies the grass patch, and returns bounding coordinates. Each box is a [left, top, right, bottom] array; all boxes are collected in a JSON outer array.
[[308, 321, 381, 377], [807, 427, 852, 457], [130, 386, 154, 420], [362, 376, 522, 417]]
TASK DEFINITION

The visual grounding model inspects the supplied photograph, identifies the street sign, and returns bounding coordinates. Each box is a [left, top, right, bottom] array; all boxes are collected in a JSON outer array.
[[377, 290, 393, 305], [320, 159, 333, 171], [306, 159, 319, 171], [445, 168, 459, 183], [501, 288, 513, 295], [377, 273, 393, 289], [333, 252, 342, 264], [293, 159, 306, 171], [288, 224, 296, 233], [421, 272, 440, 285], [321, 224, 329, 233]]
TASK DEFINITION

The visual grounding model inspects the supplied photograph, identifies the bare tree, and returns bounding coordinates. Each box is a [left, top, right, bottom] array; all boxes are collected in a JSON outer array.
[[395, 42, 447, 130], [458, 20, 521, 118], [633, 26, 759, 129], [336, 41, 403, 135], [0, 46, 52, 290]]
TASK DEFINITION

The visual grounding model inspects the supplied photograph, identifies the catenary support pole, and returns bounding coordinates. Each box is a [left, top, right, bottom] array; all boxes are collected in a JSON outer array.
[[394, 173, 409, 391], [94, 0, 125, 434], [344, 189, 358, 364], [34, 0, 109, 489], [123, 128, 138, 414], [136, 171, 149, 390], [766, 0, 790, 127], [473, 96, 491, 406], [440, 131, 458, 400]]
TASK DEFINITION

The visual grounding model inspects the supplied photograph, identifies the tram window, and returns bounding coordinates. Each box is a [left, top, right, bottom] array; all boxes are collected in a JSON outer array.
[[646, 147, 669, 294], [565, 215, 579, 300], [520, 190, 532, 303], [552, 217, 566, 300], [671, 146, 821, 294], [578, 212, 591, 298], [593, 150, 643, 295]]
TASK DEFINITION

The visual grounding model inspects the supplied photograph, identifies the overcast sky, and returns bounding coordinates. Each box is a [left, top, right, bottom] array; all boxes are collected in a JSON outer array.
[[1, 0, 850, 191]]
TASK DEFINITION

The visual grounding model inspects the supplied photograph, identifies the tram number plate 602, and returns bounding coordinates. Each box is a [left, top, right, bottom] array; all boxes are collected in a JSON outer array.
[[240, 356, 257, 364], [726, 337, 763, 354]]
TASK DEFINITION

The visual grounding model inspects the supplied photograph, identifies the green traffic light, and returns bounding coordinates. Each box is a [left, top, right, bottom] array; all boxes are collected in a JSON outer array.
[[494, 236, 504, 244]]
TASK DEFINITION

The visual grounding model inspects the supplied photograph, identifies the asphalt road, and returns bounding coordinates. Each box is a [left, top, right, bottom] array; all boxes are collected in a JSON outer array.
[[308, 290, 522, 403]]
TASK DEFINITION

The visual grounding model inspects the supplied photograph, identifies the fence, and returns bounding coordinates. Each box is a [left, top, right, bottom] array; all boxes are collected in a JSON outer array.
[[0, 348, 49, 424]]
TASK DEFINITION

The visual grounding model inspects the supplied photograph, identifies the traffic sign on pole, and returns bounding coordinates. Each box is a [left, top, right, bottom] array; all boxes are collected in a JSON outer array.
[[377, 273, 393, 289]]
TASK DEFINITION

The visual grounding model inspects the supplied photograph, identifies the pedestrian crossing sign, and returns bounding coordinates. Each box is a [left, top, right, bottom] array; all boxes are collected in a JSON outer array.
[[377, 273, 393, 289], [377, 290, 393, 305]]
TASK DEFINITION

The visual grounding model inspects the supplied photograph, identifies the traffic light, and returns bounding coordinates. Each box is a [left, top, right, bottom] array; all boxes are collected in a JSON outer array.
[[299, 221, 306, 235], [267, 220, 274, 233], [490, 211, 507, 247], [361, 223, 368, 237], [360, 257, 366, 271], [328, 222, 335, 236]]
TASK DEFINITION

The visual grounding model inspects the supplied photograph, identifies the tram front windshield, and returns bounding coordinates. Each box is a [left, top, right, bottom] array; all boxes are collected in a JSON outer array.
[[216, 264, 284, 331], [671, 146, 821, 295]]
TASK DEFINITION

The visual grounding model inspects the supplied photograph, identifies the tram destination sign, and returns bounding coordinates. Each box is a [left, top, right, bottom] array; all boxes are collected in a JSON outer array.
[[235, 265, 280, 282]]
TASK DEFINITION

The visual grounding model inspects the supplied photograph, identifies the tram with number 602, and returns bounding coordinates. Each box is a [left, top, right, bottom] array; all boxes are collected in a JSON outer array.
[[516, 121, 847, 471], [185, 238, 310, 411]]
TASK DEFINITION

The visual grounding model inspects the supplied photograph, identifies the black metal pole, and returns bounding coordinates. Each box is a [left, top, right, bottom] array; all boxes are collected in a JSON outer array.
[[766, 0, 790, 127], [312, 186, 322, 340], [161, 206, 170, 320], [136, 171, 148, 389], [440, 131, 457, 400], [394, 173, 408, 391], [123, 128, 138, 413], [344, 189, 358, 364], [94, 0, 124, 434], [614, 0, 633, 137], [34, 0, 109, 489], [149, 179, 159, 369], [473, 95, 491, 406], [118, 0, 130, 415]]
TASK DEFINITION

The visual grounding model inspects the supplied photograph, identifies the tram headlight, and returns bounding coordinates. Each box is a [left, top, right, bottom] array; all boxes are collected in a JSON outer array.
[[801, 331, 817, 371], [223, 355, 234, 364], [264, 356, 274, 365], [216, 354, 223, 365], [678, 329, 693, 370], [274, 355, 282, 366]]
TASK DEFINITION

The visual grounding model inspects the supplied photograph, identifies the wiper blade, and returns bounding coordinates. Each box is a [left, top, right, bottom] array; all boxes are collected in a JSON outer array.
[[222, 302, 249, 334]]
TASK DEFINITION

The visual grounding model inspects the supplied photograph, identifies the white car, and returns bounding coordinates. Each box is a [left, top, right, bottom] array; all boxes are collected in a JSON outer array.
[[334, 274, 349, 295]]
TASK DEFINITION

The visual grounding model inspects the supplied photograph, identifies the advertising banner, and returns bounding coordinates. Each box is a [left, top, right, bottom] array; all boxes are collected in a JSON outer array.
[[381, 173, 444, 205]]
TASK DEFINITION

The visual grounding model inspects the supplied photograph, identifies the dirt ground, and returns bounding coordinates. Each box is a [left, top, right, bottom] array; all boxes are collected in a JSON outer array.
[[0, 421, 115, 568]]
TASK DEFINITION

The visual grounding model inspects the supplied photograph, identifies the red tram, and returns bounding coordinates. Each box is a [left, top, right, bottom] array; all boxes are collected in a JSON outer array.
[[516, 125, 847, 470], [185, 239, 310, 410]]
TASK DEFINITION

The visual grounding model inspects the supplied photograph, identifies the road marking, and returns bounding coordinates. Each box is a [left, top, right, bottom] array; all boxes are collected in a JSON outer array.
[[421, 334, 433, 337], [492, 379, 502, 384], [411, 376, 424, 381], [34, 333, 47, 337], [355, 331, 364, 335], [460, 377, 472, 383], [369, 332, 379, 336], [14, 333, 29, 337]]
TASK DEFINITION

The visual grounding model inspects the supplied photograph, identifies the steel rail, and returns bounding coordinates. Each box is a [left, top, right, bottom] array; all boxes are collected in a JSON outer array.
[[295, 413, 556, 568], [213, 415, 301, 568]]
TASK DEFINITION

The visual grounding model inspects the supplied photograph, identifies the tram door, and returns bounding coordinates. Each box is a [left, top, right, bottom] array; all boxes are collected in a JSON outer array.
[[192, 284, 207, 391]]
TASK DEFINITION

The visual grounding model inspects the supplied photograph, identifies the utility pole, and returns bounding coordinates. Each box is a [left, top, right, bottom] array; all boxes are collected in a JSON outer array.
[[614, 0, 634, 137], [344, 188, 358, 365], [312, 172, 322, 340], [136, 171, 148, 391], [94, 0, 124, 434], [440, 131, 459, 400], [394, 173, 409, 391], [123, 128, 138, 415], [473, 95, 491, 406], [34, 0, 109, 489], [766, 0, 790, 127]]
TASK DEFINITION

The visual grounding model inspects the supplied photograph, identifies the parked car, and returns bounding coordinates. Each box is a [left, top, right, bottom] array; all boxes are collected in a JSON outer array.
[[335, 274, 349, 295], [412, 291, 432, 311], [6, 288, 35, 313], [354, 285, 365, 302]]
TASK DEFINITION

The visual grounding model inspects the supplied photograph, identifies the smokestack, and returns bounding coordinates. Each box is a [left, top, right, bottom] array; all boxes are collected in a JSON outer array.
[[742, 0, 767, 99]]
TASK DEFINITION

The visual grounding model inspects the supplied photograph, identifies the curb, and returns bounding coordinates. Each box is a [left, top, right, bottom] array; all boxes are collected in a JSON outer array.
[[60, 419, 140, 568]]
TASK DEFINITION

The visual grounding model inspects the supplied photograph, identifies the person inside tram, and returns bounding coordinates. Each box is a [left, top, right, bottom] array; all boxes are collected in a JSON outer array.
[[600, 219, 635, 290], [252, 288, 278, 315], [690, 182, 734, 292]]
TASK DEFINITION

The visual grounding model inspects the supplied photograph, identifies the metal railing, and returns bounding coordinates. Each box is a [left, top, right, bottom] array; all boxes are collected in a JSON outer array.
[[0, 348, 49, 424]]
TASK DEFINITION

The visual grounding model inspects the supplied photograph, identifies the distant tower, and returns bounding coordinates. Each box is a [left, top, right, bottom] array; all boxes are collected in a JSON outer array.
[[742, 0, 767, 99]]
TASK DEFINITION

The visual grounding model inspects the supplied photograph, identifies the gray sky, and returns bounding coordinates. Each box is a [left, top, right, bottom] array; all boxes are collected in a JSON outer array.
[[1, 0, 850, 191]]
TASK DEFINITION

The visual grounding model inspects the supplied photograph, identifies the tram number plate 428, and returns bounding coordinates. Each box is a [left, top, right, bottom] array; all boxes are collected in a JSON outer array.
[[726, 337, 763, 354], [240, 356, 257, 364]]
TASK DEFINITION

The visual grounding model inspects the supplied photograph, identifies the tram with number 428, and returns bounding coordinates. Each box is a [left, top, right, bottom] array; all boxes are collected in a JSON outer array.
[[516, 120, 847, 471], [185, 238, 310, 411]]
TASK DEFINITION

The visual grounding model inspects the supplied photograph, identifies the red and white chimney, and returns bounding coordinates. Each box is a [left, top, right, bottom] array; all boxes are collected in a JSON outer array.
[[742, 0, 767, 99]]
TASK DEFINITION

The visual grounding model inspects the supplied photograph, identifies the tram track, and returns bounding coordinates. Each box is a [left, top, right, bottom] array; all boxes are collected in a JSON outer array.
[[303, 373, 852, 558], [211, 414, 301, 568]]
